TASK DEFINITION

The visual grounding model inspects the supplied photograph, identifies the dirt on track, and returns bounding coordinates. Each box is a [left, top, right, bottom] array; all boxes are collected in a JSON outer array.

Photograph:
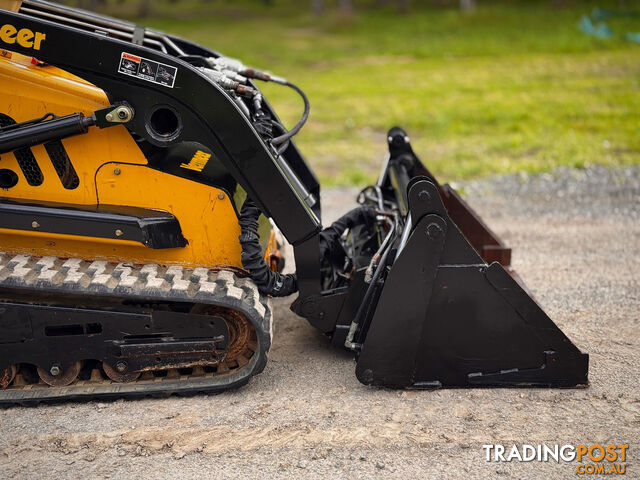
[[0, 166, 638, 479]]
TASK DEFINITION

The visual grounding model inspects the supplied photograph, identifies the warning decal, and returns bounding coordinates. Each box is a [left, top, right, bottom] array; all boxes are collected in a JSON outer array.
[[118, 52, 177, 88]]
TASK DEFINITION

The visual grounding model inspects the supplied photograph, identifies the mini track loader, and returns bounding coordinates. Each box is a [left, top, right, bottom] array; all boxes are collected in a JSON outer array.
[[0, 1, 588, 404]]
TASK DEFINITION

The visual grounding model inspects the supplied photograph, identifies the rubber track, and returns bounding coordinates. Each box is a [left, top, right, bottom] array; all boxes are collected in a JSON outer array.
[[0, 253, 272, 406]]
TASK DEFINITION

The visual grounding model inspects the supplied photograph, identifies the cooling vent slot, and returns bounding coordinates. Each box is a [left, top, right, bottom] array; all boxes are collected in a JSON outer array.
[[0, 114, 80, 189], [0, 113, 44, 186], [44, 141, 80, 190]]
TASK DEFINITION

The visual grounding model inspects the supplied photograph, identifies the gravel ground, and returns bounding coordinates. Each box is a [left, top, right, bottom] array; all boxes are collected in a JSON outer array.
[[1, 166, 638, 479]]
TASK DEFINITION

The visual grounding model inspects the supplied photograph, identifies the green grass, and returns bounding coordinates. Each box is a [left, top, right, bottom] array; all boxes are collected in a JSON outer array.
[[100, 1, 640, 185]]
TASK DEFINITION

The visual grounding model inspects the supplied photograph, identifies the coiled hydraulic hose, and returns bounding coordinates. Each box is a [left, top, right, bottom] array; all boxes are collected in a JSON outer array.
[[239, 199, 378, 297], [239, 197, 298, 297], [319, 206, 377, 262]]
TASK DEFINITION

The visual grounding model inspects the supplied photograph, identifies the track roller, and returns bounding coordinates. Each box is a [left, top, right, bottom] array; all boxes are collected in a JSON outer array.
[[0, 365, 16, 389], [36, 361, 82, 387], [103, 363, 142, 383]]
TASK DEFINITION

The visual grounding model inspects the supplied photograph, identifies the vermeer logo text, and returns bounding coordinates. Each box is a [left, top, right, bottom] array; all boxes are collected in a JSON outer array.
[[0, 24, 46, 50]]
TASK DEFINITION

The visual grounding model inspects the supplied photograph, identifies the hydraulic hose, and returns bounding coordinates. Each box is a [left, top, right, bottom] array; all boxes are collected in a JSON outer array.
[[239, 197, 298, 297], [319, 206, 377, 262], [344, 239, 394, 350], [270, 82, 310, 146], [239, 199, 378, 297]]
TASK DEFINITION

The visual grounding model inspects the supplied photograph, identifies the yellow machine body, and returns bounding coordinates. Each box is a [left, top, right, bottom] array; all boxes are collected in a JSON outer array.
[[0, 51, 243, 268]]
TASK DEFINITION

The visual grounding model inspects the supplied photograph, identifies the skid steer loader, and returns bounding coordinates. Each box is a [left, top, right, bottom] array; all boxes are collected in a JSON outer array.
[[0, 0, 588, 404]]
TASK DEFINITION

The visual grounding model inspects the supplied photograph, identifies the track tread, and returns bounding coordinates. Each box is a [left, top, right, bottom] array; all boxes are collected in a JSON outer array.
[[0, 253, 273, 406]]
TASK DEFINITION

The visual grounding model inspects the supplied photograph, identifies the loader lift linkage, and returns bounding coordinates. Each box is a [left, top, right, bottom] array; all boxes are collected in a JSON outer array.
[[0, 1, 587, 404]]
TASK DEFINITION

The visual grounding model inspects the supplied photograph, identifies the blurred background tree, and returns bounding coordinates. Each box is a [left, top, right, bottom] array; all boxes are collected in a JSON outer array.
[[68, 0, 486, 15], [48, 0, 639, 186]]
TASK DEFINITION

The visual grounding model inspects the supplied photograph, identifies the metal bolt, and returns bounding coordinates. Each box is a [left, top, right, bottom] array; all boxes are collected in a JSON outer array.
[[115, 229, 123, 237], [361, 368, 374, 384], [301, 299, 317, 316], [105, 106, 133, 123], [115, 361, 128, 373], [427, 223, 443, 239], [49, 364, 61, 376], [418, 190, 431, 203], [114, 106, 133, 122], [217, 192, 225, 200], [113, 168, 121, 175]]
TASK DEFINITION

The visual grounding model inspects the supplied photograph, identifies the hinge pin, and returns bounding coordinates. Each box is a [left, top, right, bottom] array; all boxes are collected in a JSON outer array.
[[105, 105, 134, 124]]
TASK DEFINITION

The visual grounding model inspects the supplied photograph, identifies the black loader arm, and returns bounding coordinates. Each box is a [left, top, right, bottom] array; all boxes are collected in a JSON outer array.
[[0, 7, 320, 245]]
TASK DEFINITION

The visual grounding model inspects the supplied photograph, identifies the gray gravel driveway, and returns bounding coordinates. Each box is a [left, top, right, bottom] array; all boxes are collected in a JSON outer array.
[[1, 165, 638, 479]]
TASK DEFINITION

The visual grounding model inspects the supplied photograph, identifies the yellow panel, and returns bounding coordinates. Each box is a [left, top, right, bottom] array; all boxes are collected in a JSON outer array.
[[0, 1, 22, 13], [0, 53, 243, 268], [0, 164, 243, 268], [0, 52, 148, 205]]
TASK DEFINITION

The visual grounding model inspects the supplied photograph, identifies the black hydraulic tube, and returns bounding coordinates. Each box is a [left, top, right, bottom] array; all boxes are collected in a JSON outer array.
[[349, 241, 394, 348], [318, 205, 377, 262], [0, 113, 95, 155], [239, 197, 298, 297]]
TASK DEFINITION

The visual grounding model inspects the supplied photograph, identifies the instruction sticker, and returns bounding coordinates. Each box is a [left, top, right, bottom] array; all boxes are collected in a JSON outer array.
[[118, 52, 177, 88]]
